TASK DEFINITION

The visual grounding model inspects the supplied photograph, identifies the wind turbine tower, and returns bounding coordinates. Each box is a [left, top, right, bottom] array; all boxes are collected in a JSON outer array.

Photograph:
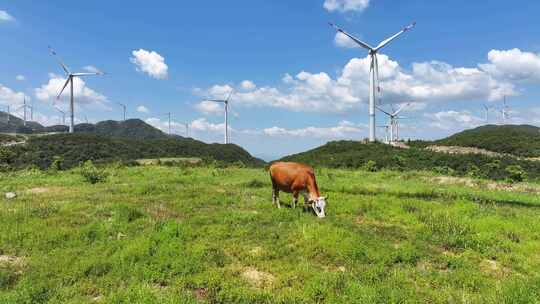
[[163, 112, 172, 135], [329, 22, 416, 142], [118, 103, 127, 121], [205, 90, 233, 144], [182, 122, 190, 137], [49, 47, 105, 133]]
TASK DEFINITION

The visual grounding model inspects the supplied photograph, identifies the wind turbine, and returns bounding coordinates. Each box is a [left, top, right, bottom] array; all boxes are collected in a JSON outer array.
[[163, 112, 172, 135], [500, 96, 510, 124], [117, 102, 127, 121], [329, 22, 416, 142], [4, 106, 9, 123], [49, 46, 104, 133], [181, 122, 190, 137], [54, 106, 66, 125], [483, 104, 492, 124], [16, 97, 32, 126], [376, 103, 410, 143], [205, 90, 233, 144]]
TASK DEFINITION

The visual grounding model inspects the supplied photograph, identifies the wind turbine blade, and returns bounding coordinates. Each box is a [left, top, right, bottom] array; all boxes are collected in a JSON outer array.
[[71, 72, 103, 77], [375, 105, 392, 116], [56, 77, 71, 99], [374, 22, 416, 51], [328, 22, 374, 50], [48, 46, 71, 75], [393, 102, 410, 116], [206, 99, 226, 103], [226, 89, 235, 102]]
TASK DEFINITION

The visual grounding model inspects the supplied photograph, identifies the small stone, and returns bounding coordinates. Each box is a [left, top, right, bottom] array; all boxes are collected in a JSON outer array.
[[5, 192, 16, 199]]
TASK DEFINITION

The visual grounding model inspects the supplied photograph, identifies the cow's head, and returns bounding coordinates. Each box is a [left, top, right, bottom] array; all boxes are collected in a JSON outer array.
[[311, 197, 327, 218]]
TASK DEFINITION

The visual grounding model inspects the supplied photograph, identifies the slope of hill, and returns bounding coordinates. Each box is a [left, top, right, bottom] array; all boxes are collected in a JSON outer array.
[[76, 119, 168, 139], [429, 125, 540, 158], [280, 140, 540, 181], [2, 133, 265, 169]]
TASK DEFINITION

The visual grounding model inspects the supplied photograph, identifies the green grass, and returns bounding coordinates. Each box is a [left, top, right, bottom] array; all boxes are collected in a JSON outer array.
[[1, 166, 540, 303]]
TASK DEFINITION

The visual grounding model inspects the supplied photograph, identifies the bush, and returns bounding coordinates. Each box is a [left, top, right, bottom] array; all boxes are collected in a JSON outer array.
[[49, 156, 64, 172], [466, 164, 481, 178], [79, 160, 108, 184], [362, 160, 378, 172], [505, 165, 526, 183]]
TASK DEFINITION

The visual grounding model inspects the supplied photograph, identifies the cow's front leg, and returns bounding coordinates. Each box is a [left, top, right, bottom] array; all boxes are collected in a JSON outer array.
[[272, 188, 281, 209], [292, 191, 299, 209]]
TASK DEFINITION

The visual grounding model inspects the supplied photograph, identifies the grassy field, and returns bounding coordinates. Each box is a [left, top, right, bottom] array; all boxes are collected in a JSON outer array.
[[1, 165, 540, 303]]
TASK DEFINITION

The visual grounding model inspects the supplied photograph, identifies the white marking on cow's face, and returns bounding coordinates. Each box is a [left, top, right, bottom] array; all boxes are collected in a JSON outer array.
[[312, 197, 326, 218]]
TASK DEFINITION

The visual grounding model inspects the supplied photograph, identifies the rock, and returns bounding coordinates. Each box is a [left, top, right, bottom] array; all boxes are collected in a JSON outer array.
[[5, 192, 16, 199]]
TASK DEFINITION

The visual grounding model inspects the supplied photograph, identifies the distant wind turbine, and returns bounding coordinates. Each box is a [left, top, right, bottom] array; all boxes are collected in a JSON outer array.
[[117, 102, 127, 121], [54, 106, 66, 125], [376, 103, 410, 143], [49, 46, 105, 133], [4, 106, 9, 123], [205, 90, 233, 144], [329, 22, 416, 142], [181, 122, 190, 137], [163, 112, 172, 135], [483, 104, 492, 124]]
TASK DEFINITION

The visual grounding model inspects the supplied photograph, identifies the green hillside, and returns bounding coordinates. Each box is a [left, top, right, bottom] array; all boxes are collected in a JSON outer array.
[[75, 119, 168, 140], [429, 125, 540, 157], [280, 141, 540, 181], [1, 134, 265, 169]]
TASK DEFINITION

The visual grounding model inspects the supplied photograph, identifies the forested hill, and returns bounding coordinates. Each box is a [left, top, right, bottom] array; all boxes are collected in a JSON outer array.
[[2, 134, 265, 169]]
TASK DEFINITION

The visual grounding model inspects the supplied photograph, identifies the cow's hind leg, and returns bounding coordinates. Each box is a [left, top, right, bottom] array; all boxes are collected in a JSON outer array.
[[272, 188, 281, 209], [292, 191, 299, 209]]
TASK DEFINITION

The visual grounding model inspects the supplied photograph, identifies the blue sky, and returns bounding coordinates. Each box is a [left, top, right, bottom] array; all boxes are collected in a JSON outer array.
[[1, 0, 540, 160]]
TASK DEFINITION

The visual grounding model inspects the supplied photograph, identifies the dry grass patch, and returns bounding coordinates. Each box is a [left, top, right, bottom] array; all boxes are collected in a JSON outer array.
[[241, 267, 275, 288]]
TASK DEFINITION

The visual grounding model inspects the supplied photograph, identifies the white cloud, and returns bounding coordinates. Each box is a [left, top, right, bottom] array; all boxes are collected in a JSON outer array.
[[82, 65, 102, 74], [130, 49, 168, 80], [324, 0, 370, 12], [195, 100, 224, 115], [0, 10, 15, 23], [240, 80, 256, 91], [199, 51, 518, 114], [479, 48, 540, 82], [264, 121, 364, 139], [425, 110, 484, 131], [190, 118, 225, 133], [136, 105, 149, 113], [145, 117, 186, 134], [34, 74, 109, 110], [15, 75, 25, 81], [335, 32, 360, 48], [0, 84, 28, 107]]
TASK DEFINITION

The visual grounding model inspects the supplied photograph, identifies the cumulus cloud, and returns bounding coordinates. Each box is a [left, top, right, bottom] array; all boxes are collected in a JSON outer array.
[[197, 51, 519, 114], [425, 110, 484, 131], [264, 121, 364, 139], [0, 10, 15, 23], [479, 48, 540, 82], [34, 74, 109, 110], [82, 65, 103, 74], [145, 117, 187, 135], [136, 105, 149, 113], [324, 0, 370, 12], [240, 80, 256, 91], [15, 75, 25, 81], [335, 32, 360, 48], [0, 84, 28, 107], [130, 49, 168, 80], [195, 100, 224, 115]]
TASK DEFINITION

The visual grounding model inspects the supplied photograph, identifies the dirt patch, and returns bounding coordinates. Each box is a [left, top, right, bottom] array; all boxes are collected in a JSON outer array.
[[192, 288, 208, 301], [430, 176, 540, 194], [0, 255, 25, 268], [25, 187, 67, 195], [431, 176, 478, 188], [427, 145, 502, 157], [242, 267, 275, 288]]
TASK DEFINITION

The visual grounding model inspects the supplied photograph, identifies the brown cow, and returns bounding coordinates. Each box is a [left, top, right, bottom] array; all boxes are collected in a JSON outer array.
[[269, 162, 327, 218]]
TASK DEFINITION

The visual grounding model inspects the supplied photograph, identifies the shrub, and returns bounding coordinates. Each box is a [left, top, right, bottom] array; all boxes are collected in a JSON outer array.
[[466, 164, 481, 178], [79, 160, 108, 184], [362, 160, 378, 172], [505, 165, 526, 183], [49, 156, 64, 172]]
